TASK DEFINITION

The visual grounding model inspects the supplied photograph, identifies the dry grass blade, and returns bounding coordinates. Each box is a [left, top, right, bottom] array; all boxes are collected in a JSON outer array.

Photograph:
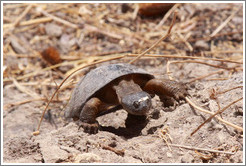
[[210, 7, 240, 37], [217, 86, 243, 95], [169, 60, 240, 70], [186, 97, 243, 133], [12, 78, 40, 99], [176, 32, 193, 51], [190, 97, 243, 136], [3, 17, 53, 29], [129, 12, 177, 64], [156, 3, 180, 29], [158, 127, 173, 151], [3, 97, 68, 110], [168, 144, 235, 155], [10, 4, 33, 28], [36, 7, 79, 29], [188, 70, 224, 83], [101, 144, 125, 156], [127, 54, 243, 64]]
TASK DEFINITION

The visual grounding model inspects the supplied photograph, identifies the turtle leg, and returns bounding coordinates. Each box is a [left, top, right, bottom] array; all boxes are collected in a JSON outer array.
[[79, 97, 107, 134], [143, 78, 189, 101]]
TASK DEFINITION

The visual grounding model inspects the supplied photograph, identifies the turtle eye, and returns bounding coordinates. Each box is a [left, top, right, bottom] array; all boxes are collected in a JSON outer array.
[[133, 101, 140, 108]]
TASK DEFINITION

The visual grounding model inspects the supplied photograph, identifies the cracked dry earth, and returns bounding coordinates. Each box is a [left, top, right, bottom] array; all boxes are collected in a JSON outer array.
[[3, 63, 243, 163]]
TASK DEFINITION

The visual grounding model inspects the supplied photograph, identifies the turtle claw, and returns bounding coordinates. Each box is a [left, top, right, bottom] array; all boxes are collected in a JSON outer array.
[[174, 90, 189, 101], [79, 121, 99, 134]]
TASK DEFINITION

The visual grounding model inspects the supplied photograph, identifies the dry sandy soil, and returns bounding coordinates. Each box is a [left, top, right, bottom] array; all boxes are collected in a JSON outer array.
[[2, 3, 244, 163]]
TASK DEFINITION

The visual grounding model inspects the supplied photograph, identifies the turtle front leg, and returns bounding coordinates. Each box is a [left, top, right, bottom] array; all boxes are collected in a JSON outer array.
[[143, 78, 189, 101], [79, 97, 106, 134]]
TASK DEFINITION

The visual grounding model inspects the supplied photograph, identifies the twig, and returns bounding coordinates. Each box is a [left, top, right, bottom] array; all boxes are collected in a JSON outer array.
[[188, 70, 224, 83], [3, 17, 53, 29], [188, 31, 243, 43], [195, 150, 213, 160], [84, 24, 123, 40], [4, 97, 68, 110], [210, 8, 240, 37], [210, 85, 242, 100], [101, 145, 125, 156], [191, 97, 243, 136], [132, 4, 139, 20], [12, 4, 33, 27], [127, 54, 243, 64], [217, 86, 243, 95], [169, 144, 235, 155], [185, 97, 243, 132], [158, 127, 173, 151], [204, 50, 243, 55], [3, 3, 30, 9], [176, 32, 193, 51], [36, 7, 79, 29], [12, 78, 40, 99], [168, 60, 239, 70], [156, 3, 180, 29], [166, 61, 174, 80], [33, 55, 126, 135], [129, 12, 177, 64]]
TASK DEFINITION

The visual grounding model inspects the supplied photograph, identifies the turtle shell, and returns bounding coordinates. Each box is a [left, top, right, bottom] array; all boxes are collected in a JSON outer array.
[[65, 63, 154, 118]]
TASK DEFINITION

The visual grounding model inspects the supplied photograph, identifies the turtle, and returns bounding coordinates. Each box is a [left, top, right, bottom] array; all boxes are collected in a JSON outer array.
[[65, 63, 188, 134]]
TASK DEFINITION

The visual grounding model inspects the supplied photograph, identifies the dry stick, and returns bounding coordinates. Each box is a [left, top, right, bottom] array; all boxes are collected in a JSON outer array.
[[166, 61, 174, 80], [168, 60, 240, 70], [185, 97, 243, 132], [210, 8, 240, 37], [188, 70, 224, 83], [4, 97, 68, 110], [14, 24, 39, 34], [127, 54, 243, 64], [33, 55, 125, 135], [36, 7, 79, 29], [12, 4, 33, 27], [195, 150, 213, 160], [12, 78, 40, 99], [132, 4, 139, 20], [101, 145, 125, 156], [156, 3, 180, 29], [205, 50, 243, 54], [129, 12, 177, 64], [3, 3, 30, 9], [176, 32, 193, 51], [218, 86, 243, 95], [191, 97, 243, 136], [3, 17, 53, 29], [188, 31, 243, 43], [168, 144, 235, 155]]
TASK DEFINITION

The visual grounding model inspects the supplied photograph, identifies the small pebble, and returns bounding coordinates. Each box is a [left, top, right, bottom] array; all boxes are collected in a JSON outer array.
[[167, 152, 173, 158], [45, 23, 62, 37], [194, 40, 209, 50], [74, 153, 102, 163]]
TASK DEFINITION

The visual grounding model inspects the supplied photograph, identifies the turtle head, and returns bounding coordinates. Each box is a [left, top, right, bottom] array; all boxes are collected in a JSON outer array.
[[121, 91, 152, 115]]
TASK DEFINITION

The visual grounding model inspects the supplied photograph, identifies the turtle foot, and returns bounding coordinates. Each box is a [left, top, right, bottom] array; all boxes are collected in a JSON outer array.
[[79, 121, 99, 134]]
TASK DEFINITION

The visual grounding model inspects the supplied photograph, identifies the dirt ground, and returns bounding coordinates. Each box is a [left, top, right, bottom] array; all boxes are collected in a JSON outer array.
[[2, 3, 244, 163]]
